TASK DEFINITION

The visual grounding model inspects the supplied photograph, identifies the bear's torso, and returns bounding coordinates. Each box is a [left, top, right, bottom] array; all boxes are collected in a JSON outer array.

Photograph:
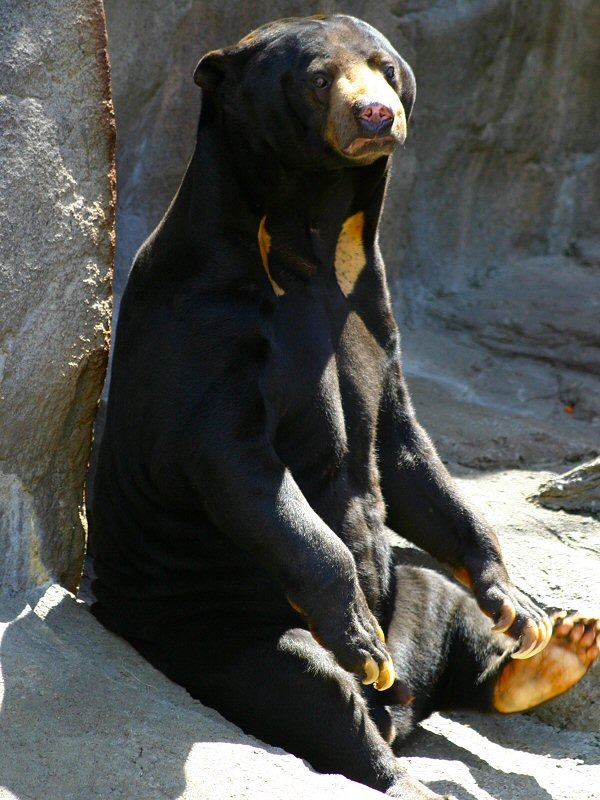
[[90, 239, 398, 640], [267, 274, 393, 608]]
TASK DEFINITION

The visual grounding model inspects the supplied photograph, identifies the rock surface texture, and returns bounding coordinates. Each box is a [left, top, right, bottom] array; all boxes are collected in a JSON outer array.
[[532, 457, 600, 516], [0, 0, 114, 592]]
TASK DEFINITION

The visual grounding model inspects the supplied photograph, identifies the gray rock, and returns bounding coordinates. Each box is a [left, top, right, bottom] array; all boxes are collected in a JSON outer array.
[[0, 584, 383, 800], [532, 457, 600, 516], [0, 0, 114, 592], [1, 557, 598, 800]]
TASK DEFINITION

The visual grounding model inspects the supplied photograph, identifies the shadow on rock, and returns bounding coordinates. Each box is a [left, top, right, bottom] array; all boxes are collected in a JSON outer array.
[[401, 723, 555, 800], [0, 585, 346, 800], [0, 587, 189, 798]]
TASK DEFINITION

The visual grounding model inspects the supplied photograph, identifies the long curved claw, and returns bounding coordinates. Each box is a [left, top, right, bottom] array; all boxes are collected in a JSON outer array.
[[492, 599, 516, 633], [524, 635, 546, 658], [374, 659, 395, 692], [511, 620, 540, 659], [527, 615, 553, 657], [362, 656, 379, 685], [362, 656, 396, 691], [376, 623, 386, 643]]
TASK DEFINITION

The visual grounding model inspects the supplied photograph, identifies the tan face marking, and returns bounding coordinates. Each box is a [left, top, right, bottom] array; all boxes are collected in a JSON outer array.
[[325, 62, 406, 164], [258, 216, 285, 297], [334, 212, 366, 296]]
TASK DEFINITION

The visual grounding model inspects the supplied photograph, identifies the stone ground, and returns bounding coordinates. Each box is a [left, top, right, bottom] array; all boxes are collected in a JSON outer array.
[[0, 460, 598, 800]]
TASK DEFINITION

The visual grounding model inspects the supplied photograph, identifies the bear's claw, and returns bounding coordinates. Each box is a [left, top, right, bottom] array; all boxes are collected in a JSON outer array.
[[362, 656, 380, 685], [511, 619, 541, 659], [375, 658, 396, 691], [511, 615, 554, 659], [454, 566, 553, 659], [491, 599, 516, 633], [362, 656, 396, 691]]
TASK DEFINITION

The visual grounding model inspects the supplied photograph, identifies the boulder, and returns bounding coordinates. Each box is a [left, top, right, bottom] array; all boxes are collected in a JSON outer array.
[[531, 457, 600, 516], [0, 0, 114, 592]]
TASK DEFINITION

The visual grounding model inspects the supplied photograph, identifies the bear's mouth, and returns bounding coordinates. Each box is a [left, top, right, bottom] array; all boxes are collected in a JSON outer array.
[[342, 135, 397, 159]]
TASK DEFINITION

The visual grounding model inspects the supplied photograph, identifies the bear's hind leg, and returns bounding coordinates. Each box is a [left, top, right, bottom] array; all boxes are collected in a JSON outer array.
[[381, 564, 515, 726], [381, 566, 599, 726], [130, 625, 450, 798]]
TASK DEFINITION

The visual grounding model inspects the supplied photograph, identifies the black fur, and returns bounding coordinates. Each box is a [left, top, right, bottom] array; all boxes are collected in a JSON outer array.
[[89, 15, 542, 797]]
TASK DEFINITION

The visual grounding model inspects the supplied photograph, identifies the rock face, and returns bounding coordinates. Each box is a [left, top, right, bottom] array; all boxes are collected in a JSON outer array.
[[394, 0, 600, 463], [0, 0, 114, 592]]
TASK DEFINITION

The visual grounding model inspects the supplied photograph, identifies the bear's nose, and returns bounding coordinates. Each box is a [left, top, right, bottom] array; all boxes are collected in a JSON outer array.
[[357, 103, 394, 136]]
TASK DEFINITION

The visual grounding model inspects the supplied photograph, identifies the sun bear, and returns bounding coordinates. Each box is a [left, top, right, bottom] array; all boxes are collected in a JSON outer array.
[[88, 15, 599, 799]]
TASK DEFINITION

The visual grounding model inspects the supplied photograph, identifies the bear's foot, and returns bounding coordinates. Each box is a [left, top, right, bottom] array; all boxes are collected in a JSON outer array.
[[386, 773, 456, 799], [493, 613, 600, 713]]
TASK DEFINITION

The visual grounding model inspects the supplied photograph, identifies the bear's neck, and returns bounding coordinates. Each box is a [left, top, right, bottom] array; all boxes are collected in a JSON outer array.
[[169, 111, 390, 284]]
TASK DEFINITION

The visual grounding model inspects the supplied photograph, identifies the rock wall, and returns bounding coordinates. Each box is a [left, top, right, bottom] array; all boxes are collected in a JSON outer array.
[[0, 0, 114, 592], [104, 0, 599, 468], [396, 0, 600, 458]]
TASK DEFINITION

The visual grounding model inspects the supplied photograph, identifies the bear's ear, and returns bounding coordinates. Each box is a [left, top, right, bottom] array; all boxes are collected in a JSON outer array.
[[399, 60, 416, 122], [194, 49, 228, 91], [194, 34, 266, 91]]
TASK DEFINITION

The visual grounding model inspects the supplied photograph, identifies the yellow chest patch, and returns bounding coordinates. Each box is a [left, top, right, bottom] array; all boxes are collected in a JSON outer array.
[[334, 212, 366, 297], [258, 216, 285, 297]]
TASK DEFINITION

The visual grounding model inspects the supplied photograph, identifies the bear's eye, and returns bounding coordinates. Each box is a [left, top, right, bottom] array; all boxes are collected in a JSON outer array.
[[384, 65, 395, 80], [312, 74, 330, 90]]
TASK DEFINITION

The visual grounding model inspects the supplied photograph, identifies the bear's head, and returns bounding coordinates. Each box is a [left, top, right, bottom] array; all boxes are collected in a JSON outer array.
[[194, 15, 416, 170]]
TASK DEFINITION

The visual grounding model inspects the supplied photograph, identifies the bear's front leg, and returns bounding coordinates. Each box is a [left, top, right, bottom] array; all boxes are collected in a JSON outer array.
[[189, 392, 398, 691], [377, 361, 552, 658]]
